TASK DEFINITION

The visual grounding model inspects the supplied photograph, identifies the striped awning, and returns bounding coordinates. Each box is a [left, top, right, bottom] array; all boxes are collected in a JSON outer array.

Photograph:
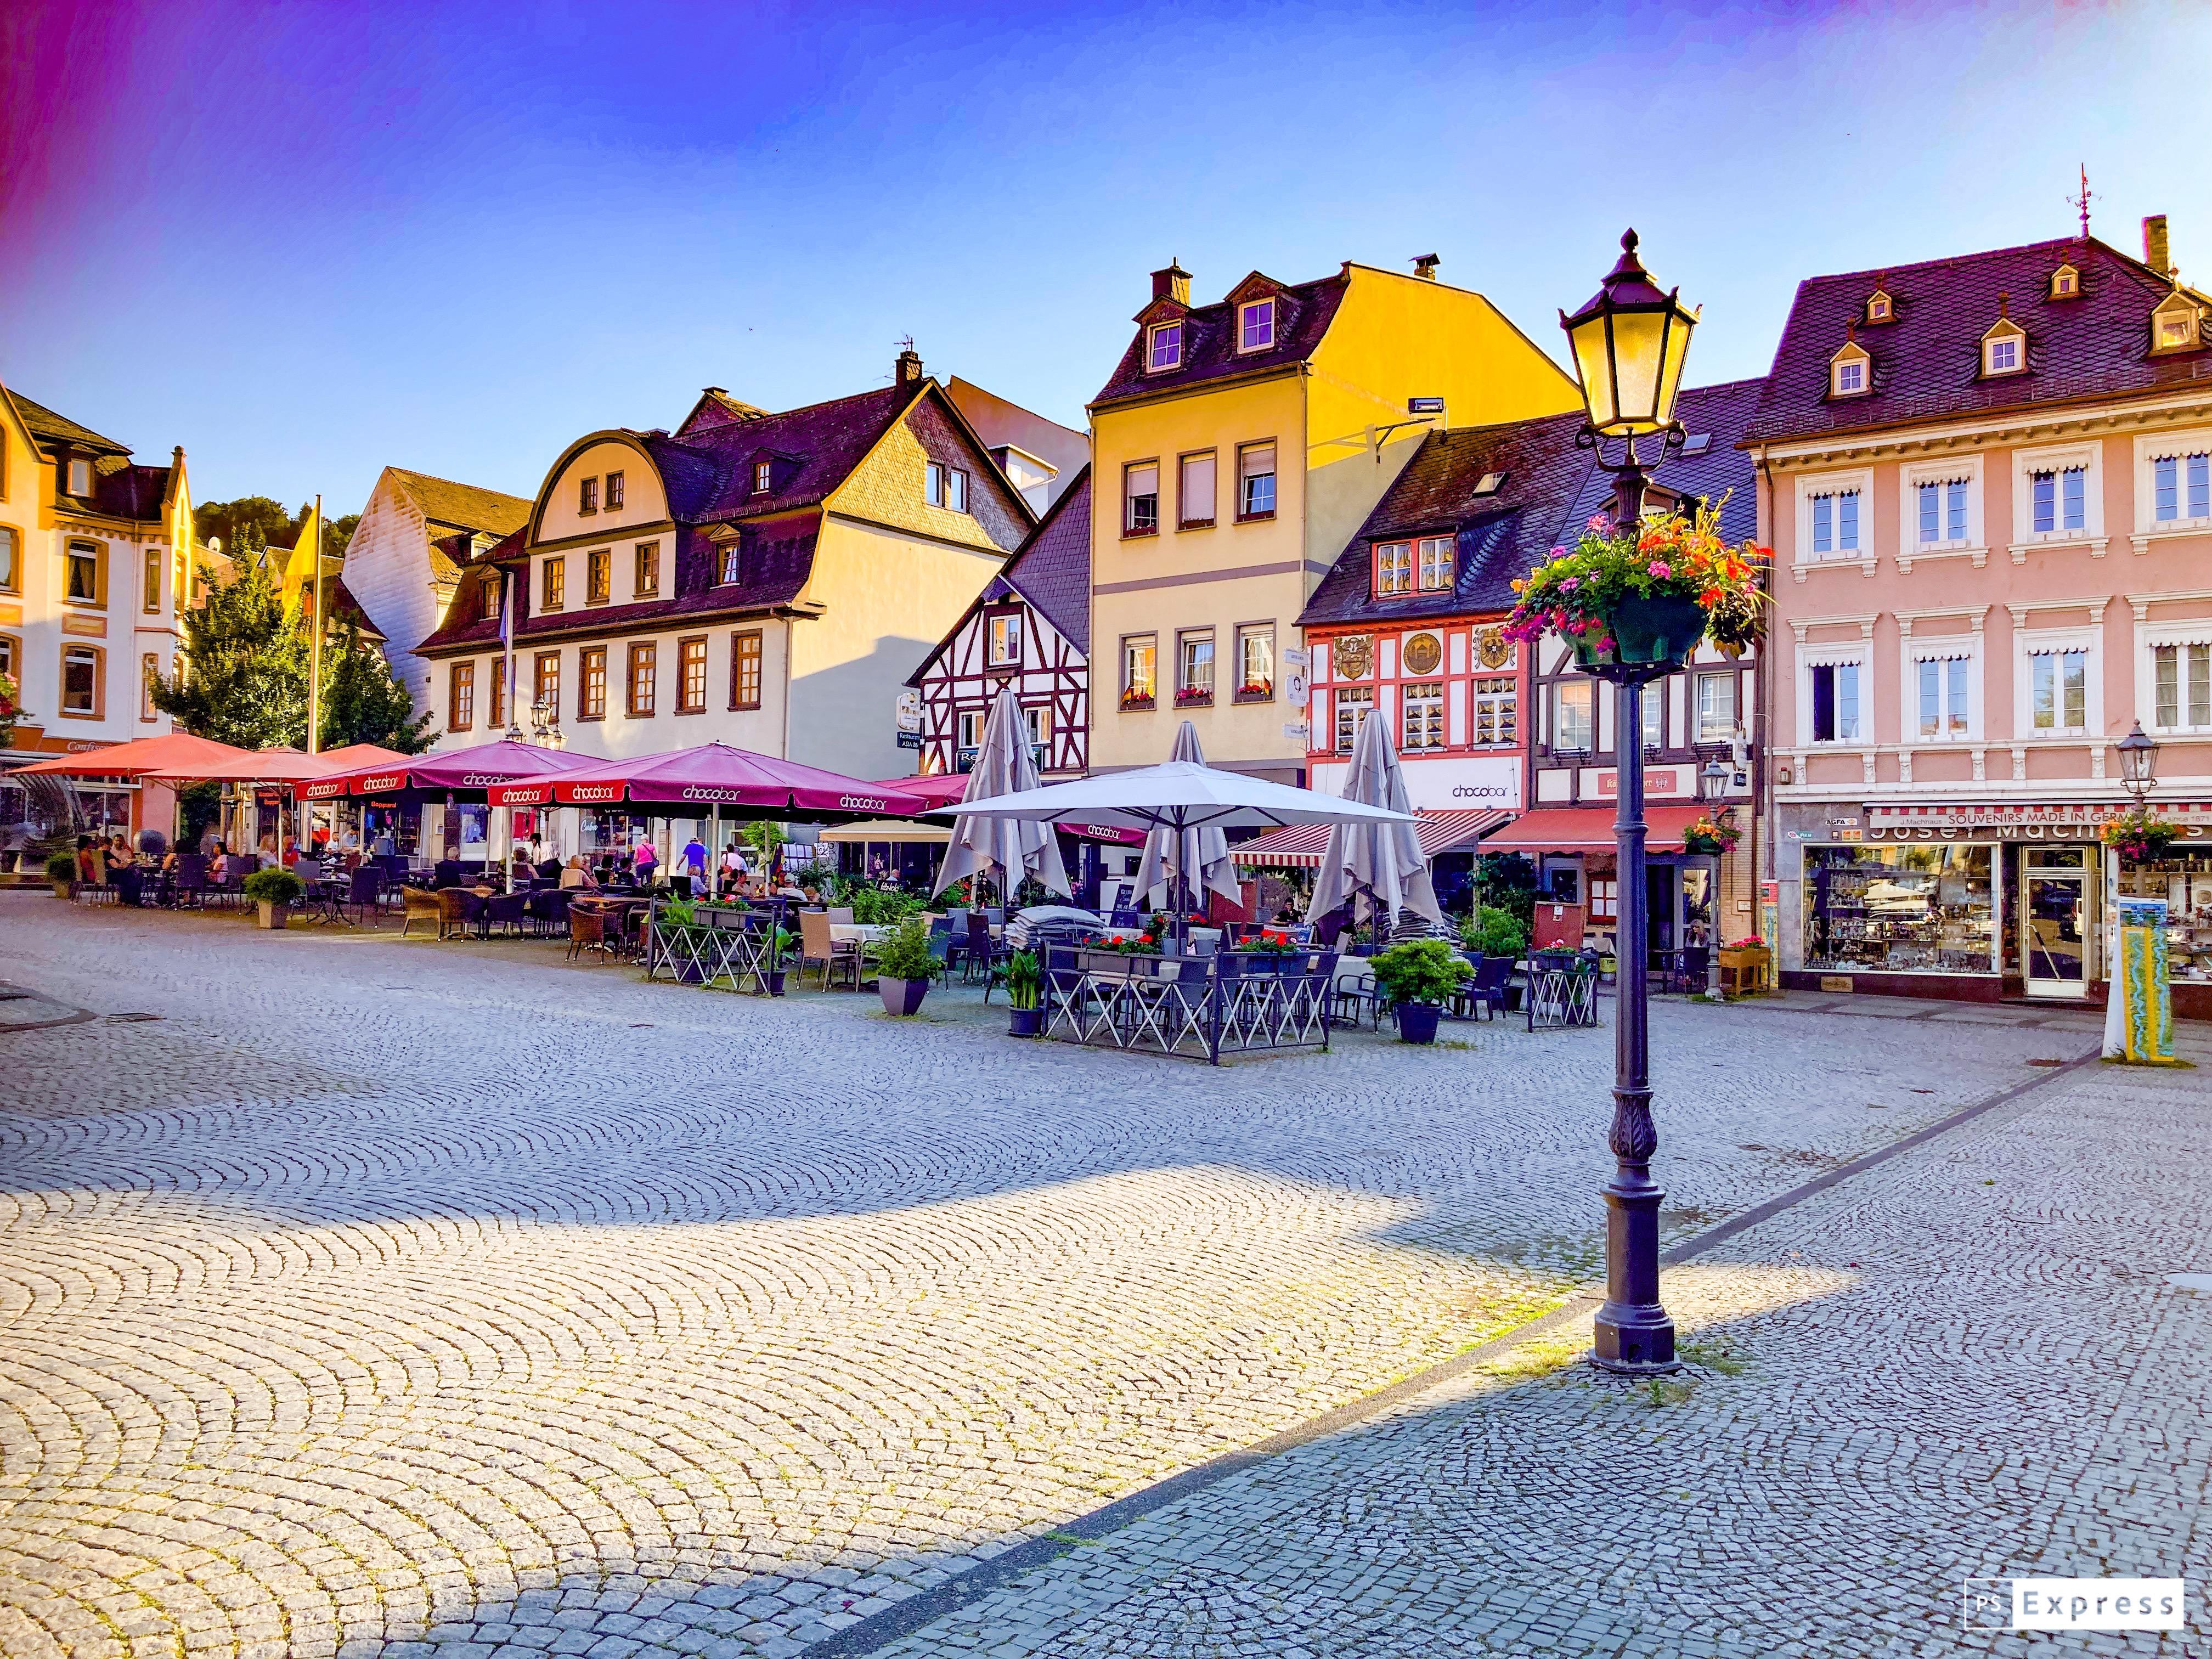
[[1232, 808, 1515, 869]]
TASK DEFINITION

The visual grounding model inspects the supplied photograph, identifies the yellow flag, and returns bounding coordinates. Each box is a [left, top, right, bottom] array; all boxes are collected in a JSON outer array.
[[286, 500, 321, 594]]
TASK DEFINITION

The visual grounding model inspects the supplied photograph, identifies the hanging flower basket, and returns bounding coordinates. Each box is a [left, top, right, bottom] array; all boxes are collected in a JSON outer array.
[[1680, 811, 1741, 857], [2100, 808, 2180, 864], [1504, 501, 1770, 678]]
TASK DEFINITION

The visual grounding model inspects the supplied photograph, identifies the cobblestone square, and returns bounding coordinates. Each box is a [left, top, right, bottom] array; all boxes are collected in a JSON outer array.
[[1, 894, 2195, 1658]]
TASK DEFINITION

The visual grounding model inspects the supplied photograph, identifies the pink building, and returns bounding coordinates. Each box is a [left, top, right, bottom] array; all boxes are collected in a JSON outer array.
[[1751, 218, 2212, 1013]]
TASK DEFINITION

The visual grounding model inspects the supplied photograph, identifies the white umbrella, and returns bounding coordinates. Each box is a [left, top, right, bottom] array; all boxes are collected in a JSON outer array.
[[932, 687, 1072, 900], [1133, 722, 1242, 913], [1306, 712, 1442, 932]]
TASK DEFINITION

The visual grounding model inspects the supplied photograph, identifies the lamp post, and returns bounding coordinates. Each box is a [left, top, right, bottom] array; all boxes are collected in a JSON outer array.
[[1699, 755, 1732, 1000], [1560, 229, 1700, 1374], [2118, 720, 2159, 802]]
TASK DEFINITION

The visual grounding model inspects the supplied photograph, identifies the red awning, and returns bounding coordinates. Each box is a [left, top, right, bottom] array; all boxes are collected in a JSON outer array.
[[1480, 804, 1710, 855], [307, 738, 603, 801], [13, 731, 257, 779], [868, 771, 972, 809], [1232, 808, 1516, 868], [489, 742, 929, 817]]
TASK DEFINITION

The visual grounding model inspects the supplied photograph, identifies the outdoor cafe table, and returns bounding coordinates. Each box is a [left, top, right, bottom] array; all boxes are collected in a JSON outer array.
[[830, 923, 891, 948], [1042, 945, 1337, 1065]]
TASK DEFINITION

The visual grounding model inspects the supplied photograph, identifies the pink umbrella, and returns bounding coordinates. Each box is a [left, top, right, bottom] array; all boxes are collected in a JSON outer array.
[[304, 738, 601, 801], [490, 742, 928, 818]]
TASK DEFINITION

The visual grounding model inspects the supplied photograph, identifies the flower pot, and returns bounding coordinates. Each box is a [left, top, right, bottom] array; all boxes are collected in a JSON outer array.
[[1009, 1005, 1043, 1038], [1573, 594, 1708, 674], [879, 975, 929, 1017], [52, 880, 72, 899], [765, 970, 787, 997], [255, 900, 292, 930], [1396, 1002, 1442, 1045]]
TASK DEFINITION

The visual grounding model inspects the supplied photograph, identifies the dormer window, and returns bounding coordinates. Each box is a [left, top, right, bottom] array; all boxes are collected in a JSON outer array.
[[1238, 298, 1276, 352], [1982, 304, 2026, 377], [1830, 335, 1870, 398], [1865, 289, 1893, 323], [1147, 320, 1183, 371], [1472, 471, 1506, 495], [2050, 264, 2081, 300], [754, 460, 772, 493], [1679, 435, 1712, 456], [482, 575, 503, 621], [2152, 290, 2201, 352], [66, 458, 92, 497]]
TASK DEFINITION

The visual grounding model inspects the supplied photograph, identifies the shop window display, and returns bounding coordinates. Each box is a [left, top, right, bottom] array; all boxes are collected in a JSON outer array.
[[1805, 843, 1995, 974], [2117, 847, 2212, 984]]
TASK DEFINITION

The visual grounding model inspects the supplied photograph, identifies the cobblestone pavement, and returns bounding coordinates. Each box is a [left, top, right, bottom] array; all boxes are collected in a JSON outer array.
[[0, 895, 2115, 1659], [877, 1034, 2212, 1659]]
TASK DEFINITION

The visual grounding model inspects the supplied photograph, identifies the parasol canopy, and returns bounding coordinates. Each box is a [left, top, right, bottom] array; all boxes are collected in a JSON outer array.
[[484, 742, 929, 819], [933, 688, 1071, 899]]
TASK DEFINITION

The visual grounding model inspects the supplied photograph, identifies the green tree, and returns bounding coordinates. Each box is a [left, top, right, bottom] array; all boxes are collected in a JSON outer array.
[[149, 532, 309, 748], [318, 622, 433, 753], [194, 497, 295, 557]]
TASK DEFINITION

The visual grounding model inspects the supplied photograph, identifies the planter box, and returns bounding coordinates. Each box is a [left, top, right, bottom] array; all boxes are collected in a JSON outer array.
[[255, 901, 292, 930], [1396, 1002, 1442, 1045], [1718, 947, 1770, 970], [52, 881, 72, 899], [1008, 1005, 1043, 1038], [1573, 594, 1708, 674], [880, 976, 929, 1017]]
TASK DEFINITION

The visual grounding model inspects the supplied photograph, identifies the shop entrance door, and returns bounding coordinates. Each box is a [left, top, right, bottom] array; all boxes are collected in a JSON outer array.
[[2023, 871, 2091, 997]]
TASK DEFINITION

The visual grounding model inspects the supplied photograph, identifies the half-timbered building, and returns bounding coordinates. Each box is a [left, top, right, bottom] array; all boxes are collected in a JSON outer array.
[[906, 468, 1091, 779]]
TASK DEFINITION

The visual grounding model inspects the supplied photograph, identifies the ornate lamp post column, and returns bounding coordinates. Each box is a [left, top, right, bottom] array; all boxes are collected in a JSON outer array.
[[1699, 755, 1732, 998], [1559, 230, 1700, 1373]]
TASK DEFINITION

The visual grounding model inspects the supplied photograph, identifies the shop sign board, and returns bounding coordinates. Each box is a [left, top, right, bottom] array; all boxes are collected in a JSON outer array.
[[1310, 754, 1520, 811], [1867, 802, 2212, 836], [1595, 766, 1685, 798]]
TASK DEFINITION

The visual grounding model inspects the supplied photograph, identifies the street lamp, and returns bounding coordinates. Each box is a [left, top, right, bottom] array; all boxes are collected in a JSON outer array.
[[1699, 754, 1732, 1001], [1561, 230, 1700, 1375], [2118, 721, 2159, 802]]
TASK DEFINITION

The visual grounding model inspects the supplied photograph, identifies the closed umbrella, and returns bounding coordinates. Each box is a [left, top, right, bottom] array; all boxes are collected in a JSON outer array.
[[933, 688, 1070, 900], [1306, 712, 1441, 934], [1133, 721, 1240, 915]]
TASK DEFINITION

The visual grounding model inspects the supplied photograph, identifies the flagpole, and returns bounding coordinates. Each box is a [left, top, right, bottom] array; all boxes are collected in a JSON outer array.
[[308, 494, 324, 755]]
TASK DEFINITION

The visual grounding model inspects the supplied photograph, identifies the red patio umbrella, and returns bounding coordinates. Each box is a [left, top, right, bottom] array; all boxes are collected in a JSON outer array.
[[868, 771, 971, 809], [304, 738, 601, 801], [13, 731, 258, 779], [490, 742, 928, 818]]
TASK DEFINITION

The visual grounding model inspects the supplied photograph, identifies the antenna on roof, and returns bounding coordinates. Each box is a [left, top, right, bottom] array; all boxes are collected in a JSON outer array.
[[2066, 164, 2095, 239]]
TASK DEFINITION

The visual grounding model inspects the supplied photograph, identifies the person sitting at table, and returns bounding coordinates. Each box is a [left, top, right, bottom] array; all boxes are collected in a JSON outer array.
[[208, 844, 231, 884], [509, 845, 535, 885], [73, 835, 99, 887], [281, 836, 303, 869], [371, 826, 397, 857], [199, 823, 223, 857], [560, 855, 597, 890]]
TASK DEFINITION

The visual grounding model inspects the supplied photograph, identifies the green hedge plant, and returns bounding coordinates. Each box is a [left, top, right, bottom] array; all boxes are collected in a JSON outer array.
[[243, 868, 305, 905], [1462, 906, 1528, 959], [874, 916, 936, 981], [1370, 939, 1472, 1007]]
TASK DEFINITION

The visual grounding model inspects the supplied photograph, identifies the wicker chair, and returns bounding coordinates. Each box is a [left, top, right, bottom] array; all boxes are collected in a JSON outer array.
[[798, 909, 861, 991], [566, 900, 610, 961], [398, 885, 442, 938]]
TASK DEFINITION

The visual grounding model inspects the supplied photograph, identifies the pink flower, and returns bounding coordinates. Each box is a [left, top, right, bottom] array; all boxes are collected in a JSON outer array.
[[1560, 577, 1581, 592], [1647, 561, 1672, 578], [1588, 514, 1612, 533]]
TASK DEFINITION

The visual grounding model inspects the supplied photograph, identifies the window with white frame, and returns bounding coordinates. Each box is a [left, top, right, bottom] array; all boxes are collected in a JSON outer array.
[[2014, 443, 2102, 544], [1023, 703, 1051, 748], [986, 612, 1022, 667], [1373, 541, 1411, 596], [1695, 670, 1737, 742], [1402, 682, 1444, 751], [1237, 441, 1276, 518], [1147, 321, 1182, 371], [1796, 471, 1872, 565], [1641, 679, 1665, 751], [1916, 477, 1970, 546], [66, 458, 93, 498], [1238, 298, 1276, 352], [1553, 679, 1593, 752], [1984, 334, 2021, 375], [1803, 653, 1864, 743], [1334, 686, 1372, 752], [1472, 676, 1516, 745], [956, 708, 984, 752], [1124, 461, 1159, 534], [1912, 649, 1973, 739], [2152, 639, 2212, 732], [2137, 427, 2212, 534], [1417, 535, 1452, 592], [2029, 646, 2089, 733], [1833, 359, 1865, 396]]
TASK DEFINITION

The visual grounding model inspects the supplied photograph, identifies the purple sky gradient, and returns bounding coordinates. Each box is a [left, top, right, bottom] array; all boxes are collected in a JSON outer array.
[[4, 0, 2207, 515]]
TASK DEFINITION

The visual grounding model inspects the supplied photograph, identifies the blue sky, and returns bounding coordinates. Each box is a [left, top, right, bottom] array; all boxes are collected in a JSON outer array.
[[4, 0, 2207, 514]]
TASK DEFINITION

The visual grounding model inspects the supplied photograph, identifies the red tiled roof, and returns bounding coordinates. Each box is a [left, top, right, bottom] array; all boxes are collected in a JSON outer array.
[[1746, 235, 2210, 445]]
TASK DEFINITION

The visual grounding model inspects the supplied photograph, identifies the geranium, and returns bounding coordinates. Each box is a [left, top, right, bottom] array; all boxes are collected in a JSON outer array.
[[2099, 806, 2181, 863], [1682, 811, 1741, 854], [1503, 498, 1770, 659]]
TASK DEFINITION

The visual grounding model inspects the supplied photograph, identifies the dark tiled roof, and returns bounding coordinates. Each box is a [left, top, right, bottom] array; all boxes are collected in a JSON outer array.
[[323, 574, 386, 641], [681, 382, 922, 520], [89, 462, 174, 523], [1000, 467, 1091, 652], [1746, 235, 2211, 444], [416, 525, 820, 656], [1300, 379, 1763, 630], [387, 470, 532, 536], [1092, 271, 1348, 408], [10, 391, 131, 454]]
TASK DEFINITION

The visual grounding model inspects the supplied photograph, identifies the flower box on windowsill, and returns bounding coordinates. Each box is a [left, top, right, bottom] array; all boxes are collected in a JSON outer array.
[[1122, 524, 1159, 540], [1233, 681, 1274, 704], [1174, 689, 1214, 709], [1119, 692, 1155, 713]]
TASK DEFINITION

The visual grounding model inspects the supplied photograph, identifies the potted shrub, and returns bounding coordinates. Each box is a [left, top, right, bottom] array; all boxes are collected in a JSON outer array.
[[1461, 905, 1528, 960], [874, 915, 936, 1016], [1504, 501, 1769, 676], [242, 867, 304, 929], [1369, 939, 1472, 1046], [1006, 950, 1045, 1036], [764, 927, 795, 996], [45, 851, 76, 899]]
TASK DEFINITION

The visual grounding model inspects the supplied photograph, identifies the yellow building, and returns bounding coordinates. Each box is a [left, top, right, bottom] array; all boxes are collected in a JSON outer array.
[[1088, 258, 1580, 781]]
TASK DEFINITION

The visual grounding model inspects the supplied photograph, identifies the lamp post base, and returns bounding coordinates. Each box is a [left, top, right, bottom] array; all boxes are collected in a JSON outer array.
[[1590, 1169, 1678, 1374]]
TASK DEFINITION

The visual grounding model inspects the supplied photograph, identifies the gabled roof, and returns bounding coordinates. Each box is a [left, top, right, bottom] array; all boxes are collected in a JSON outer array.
[[386, 469, 532, 537], [907, 468, 1092, 687], [1300, 379, 1763, 630], [1746, 235, 2212, 445], [86, 462, 178, 523], [673, 381, 926, 521], [1092, 269, 1350, 408], [9, 392, 132, 455]]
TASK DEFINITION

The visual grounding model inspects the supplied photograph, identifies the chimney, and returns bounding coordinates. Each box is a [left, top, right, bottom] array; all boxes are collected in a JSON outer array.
[[1150, 260, 1192, 305], [894, 345, 924, 385], [1411, 253, 1441, 281], [2144, 214, 2172, 276]]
